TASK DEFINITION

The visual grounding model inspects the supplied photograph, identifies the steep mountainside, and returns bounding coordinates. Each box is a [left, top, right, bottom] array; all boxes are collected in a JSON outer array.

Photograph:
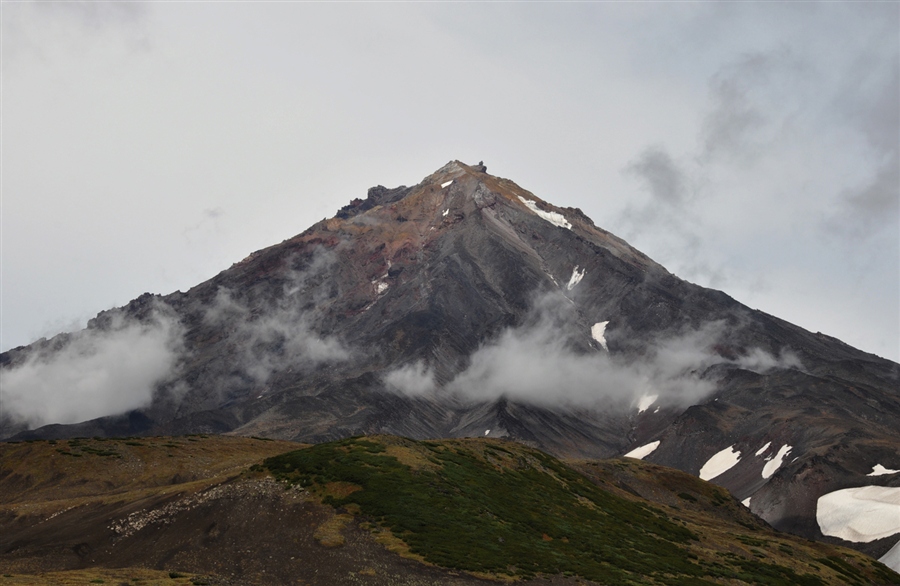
[[2, 161, 898, 564]]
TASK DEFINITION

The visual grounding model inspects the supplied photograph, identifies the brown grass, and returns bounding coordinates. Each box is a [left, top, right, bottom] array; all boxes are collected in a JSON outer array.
[[313, 513, 353, 547], [0, 567, 200, 585], [322, 481, 362, 499]]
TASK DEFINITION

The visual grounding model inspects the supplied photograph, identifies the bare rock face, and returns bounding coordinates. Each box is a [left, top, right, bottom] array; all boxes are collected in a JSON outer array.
[[3, 160, 899, 560]]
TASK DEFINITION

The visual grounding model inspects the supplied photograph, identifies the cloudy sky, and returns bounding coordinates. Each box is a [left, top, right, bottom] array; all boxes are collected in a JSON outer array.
[[2, 2, 898, 362]]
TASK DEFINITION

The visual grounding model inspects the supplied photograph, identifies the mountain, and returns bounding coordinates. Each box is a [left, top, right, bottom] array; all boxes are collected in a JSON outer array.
[[2, 160, 899, 566], [2, 435, 897, 585]]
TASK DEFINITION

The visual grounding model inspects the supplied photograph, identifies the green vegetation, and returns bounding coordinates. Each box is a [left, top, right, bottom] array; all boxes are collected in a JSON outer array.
[[266, 437, 707, 583]]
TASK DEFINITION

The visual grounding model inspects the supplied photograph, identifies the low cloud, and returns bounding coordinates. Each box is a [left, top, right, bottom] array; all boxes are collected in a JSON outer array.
[[386, 293, 802, 411], [202, 249, 351, 391], [0, 303, 184, 428], [383, 360, 437, 396]]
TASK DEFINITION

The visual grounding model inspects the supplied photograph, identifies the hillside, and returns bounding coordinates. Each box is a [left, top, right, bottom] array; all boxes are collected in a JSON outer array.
[[1, 435, 897, 585], [3, 160, 898, 562]]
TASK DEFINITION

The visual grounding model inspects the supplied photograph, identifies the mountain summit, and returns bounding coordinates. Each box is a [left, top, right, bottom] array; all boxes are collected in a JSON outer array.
[[2, 160, 898, 564]]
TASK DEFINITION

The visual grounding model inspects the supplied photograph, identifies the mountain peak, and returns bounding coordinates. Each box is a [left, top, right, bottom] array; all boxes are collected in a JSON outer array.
[[3, 160, 898, 569]]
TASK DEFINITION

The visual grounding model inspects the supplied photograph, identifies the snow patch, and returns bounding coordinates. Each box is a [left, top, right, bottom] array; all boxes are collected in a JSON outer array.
[[637, 394, 658, 414], [741, 497, 751, 508], [441, 180, 453, 188], [442, 209, 449, 217], [699, 446, 741, 481], [373, 281, 388, 294], [484, 429, 490, 436], [517, 196, 572, 230], [816, 486, 900, 543], [761, 444, 792, 479], [623, 441, 660, 460], [755, 442, 771, 456], [566, 267, 585, 290], [590, 321, 609, 351], [880, 538, 900, 573], [868, 464, 900, 477]]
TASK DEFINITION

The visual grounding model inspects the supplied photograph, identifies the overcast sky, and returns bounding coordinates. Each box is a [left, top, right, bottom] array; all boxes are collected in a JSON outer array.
[[2, 2, 898, 362]]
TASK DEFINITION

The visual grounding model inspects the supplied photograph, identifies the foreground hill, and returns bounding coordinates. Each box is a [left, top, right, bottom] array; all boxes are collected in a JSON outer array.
[[3, 160, 898, 560], [1, 435, 896, 585]]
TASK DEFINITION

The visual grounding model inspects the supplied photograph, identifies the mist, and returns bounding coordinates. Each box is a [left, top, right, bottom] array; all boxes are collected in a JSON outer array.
[[201, 250, 350, 393], [0, 304, 184, 428], [385, 292, 802, 410]]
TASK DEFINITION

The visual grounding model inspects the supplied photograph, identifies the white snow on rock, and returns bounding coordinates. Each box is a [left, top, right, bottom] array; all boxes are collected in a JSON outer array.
[[624, 441, 660, 460], [566, 266, 585, 290], [817, 486, 900, 543], [755, 442, 771, 456], [517, 196, 572, 229], [699, 446, 742, 481], [484, 429, 490, 436], [741, 497, 751, 508], [868, 464, 900, 477], [637, 394, 658, 414], [761, 444, 792, 479], [442, 208, 449, 217], [373, 281, 388, 294], [591, 321, 609, 351], [441, 180, 453, 188], [880, 538, 900, 573]]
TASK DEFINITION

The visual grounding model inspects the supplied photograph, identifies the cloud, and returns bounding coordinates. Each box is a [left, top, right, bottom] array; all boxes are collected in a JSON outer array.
[[626, 146, 689, 206], [386, 292, 801, 410], [201, 249, 350, 391], [0, 303, 184, 428], [383, 360, 437, 396]]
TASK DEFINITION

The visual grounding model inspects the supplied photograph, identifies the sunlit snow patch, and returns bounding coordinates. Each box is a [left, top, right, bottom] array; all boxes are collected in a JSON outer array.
[[761, 444, 792, 479], [868, 464, 900, 477], [441, 180, 453, 188], [816, 486, 900, 543], [591, 321, 609, 351], [443, 209, 449, 217], [566, 266, 585, 290], [517, 196, 572, 229], [741, 497, 751, 508], [880, 539, 900, 573], [699, 446, 741, 481], [484, 429, 490, 436], [637, 394, 658, 414], [372, 280, 388, 294], [623, 441, 660, 460], [755, 442, 771, 456]]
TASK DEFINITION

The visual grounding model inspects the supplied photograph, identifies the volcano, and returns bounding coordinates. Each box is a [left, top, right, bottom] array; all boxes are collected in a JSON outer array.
[[2, 160, 898, 565]]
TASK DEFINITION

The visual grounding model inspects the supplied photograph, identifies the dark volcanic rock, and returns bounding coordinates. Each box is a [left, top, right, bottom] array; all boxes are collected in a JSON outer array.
[[3, 160, 898, 561]]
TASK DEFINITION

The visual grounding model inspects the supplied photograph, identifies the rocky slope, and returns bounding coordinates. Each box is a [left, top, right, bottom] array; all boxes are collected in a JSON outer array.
[[2, 435, 897, 585], [2, 160, 898, 565]]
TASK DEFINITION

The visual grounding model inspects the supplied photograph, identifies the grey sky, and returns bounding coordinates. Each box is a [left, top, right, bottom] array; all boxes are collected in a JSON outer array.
[[2, 2, 898, 361]]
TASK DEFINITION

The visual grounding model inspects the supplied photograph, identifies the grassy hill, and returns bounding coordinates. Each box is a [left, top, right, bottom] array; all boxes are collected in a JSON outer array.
[[1, 435, 897, 585]]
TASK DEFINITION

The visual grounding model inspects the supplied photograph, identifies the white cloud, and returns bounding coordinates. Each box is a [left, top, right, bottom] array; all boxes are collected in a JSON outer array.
[[0, 305, 184, 427], [390, 293, 799, 410]]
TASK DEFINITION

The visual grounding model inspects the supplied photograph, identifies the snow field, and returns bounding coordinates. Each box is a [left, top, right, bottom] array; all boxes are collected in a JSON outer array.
[[880, 538, 900, 573], [441, 180, 453, 188], [761, 444, 792, 479], [637, 394, 658, 414], [868, 464, 900, 477], [816, 486, 900, 543], [590, 321, 609, 351], [566, 267, 585, 290], [699, 446, 741, 481], [517, 196, 572, 230], [623, 441, 660, 460]]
